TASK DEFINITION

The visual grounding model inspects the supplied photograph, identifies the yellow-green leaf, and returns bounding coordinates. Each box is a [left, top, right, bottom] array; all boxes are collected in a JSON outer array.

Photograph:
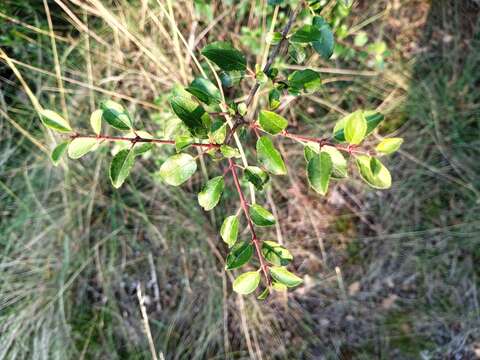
[[40, 109, 72, 133], [158, 153, 197, 186], [258, 110, 288, 135], [90, 109, 102, 135], [256, 136, 287, 175], [261, 241, 293, 266], [344, 110, 367, 145], [51, 141, 69, 166], [109, 148, 136, 189], [232, 271, 260, 294], [376, 138, 403, 155], [226, 241, 253, 270], [68, 138, 98, 159], [220, 215, 239, 248], [356, 155, 391, 189], [307, 152, 332, 195], [249, 204, 275, 227], [198, 176, 225, 211], [269, 266, 303, 288]]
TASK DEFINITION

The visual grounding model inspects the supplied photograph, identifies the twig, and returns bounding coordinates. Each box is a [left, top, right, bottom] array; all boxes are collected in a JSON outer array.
[[228, 158, 271, 286], [69, 133, 219, 149], [136, 283, 159, 360]]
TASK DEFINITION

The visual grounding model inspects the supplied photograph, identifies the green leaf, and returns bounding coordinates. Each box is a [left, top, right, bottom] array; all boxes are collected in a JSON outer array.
[[257, 287, 270, 300], [244, 166, 270, 191], [187, 77, 221, 105], [109, 148, 136, 189], [226, 241, 253, 270], [268, 0, 284, 5], [312, 16, 334, 59], [269, 266, 303, 288], [288, 69, 321, 95], [322, 146, 348, 179], [304, 143, 319, 162], [355, 155, 391, 189], [209, 120, 227, 144], [100, 100, 132, 131], [290, 25, 322, 43], [90, 109, 102, 135], [220, 215, 239, 248], [261, 241, 293, 266], [170, 86, 209, 138], [51, 141, 69, 166], [220, 145, 241, 158], [201, 41, 246, 71], [258, 110, 288, 135], [158, 153, 197, 186], [175, 135, 194, 152], [289, 43, 307, 64], [256, 136, 287, 175], [266, 31, 282, 45], [249, 204, 275, 227], [232, 271, 260, 295], [344, 110, 367, 145], [375, 138, 403, 155], [307, 152, 332, 195], [334, 111, 384, 142], [268, 88, 281, 110], [198, 176, 225, 211], [67, 138, 98, 159], [40, 109, 72, 133]]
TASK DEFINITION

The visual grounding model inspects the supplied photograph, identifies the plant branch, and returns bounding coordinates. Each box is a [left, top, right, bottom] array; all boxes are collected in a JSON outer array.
[[228, 158, 271, 287], [245, 5, 301, 108], [69, 133, 219, 149]]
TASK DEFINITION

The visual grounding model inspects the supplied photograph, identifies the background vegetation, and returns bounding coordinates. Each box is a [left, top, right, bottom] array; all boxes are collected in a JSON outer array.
[[0, 0, 479, 358]]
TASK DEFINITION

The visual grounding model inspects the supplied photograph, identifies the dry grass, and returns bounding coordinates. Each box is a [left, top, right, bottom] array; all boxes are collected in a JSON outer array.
[[1, 0, 479, 359]]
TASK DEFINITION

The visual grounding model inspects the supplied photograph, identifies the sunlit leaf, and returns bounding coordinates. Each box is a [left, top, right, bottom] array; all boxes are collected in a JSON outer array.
[[244, 166, 270, 191], [258, 110, 288, 135], [375, 138, 403, 155], [68, 137, 98, 159], [270, 266, 303, 288], [261, 241, 293, 266], [158, 153, 197, 186], [307, 152, 332, 195], [220, 215, 239, 248], [232, 271, 260, 294], [256, 136, 287, 175], [198, 176, 225, 211], [249, 204, 275, 227], [110, 148, 136, 189], [40, 109, 72, 133], [344, 110, 367, 145], [51, 141, 69, 166], [101, 100, 132, 131], [356, 155, 391, 189]]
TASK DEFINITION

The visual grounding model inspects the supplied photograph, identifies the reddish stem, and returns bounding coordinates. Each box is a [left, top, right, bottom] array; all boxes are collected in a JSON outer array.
[[70, 133, 218, 149], [228, 158, 271, 286]]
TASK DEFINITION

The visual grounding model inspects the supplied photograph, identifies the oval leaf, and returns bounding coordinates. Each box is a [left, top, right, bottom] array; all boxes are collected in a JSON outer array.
[[261, 241, 293, 266], [232, 271, 260, 295], [201, 41, 247, 71], [290, 25, 322, 43], [249, 204, 275, 227], [322, 146, 347, 179], [312, 17, 334, 59], [269, 266, 303, 288], [110, 148, 136, 189], [68, 138, 98, 159], [187, 77, 221, 105], [198, 176, 225, 211], [170, 87, 209, 138], [256, 136, 287, 175], [258, 110, 288, 135], [51, 141, 69, 166], [40, 109, 72, 133], [220, 145, 241, 158], [356, 155, 391, 189], [244, 166, 270, 191], [226, 241, 253, 270], [344, 110, 367, 145], [375, 138, 403, 155], [220, 215, 239, 248], [307, 152, 332, 195], [90, 109, 103, 135], [334, 111, 383, 142], [101, 100, 132, 131], [158, 153, 197, 186], [288, 69, 321, 95]]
